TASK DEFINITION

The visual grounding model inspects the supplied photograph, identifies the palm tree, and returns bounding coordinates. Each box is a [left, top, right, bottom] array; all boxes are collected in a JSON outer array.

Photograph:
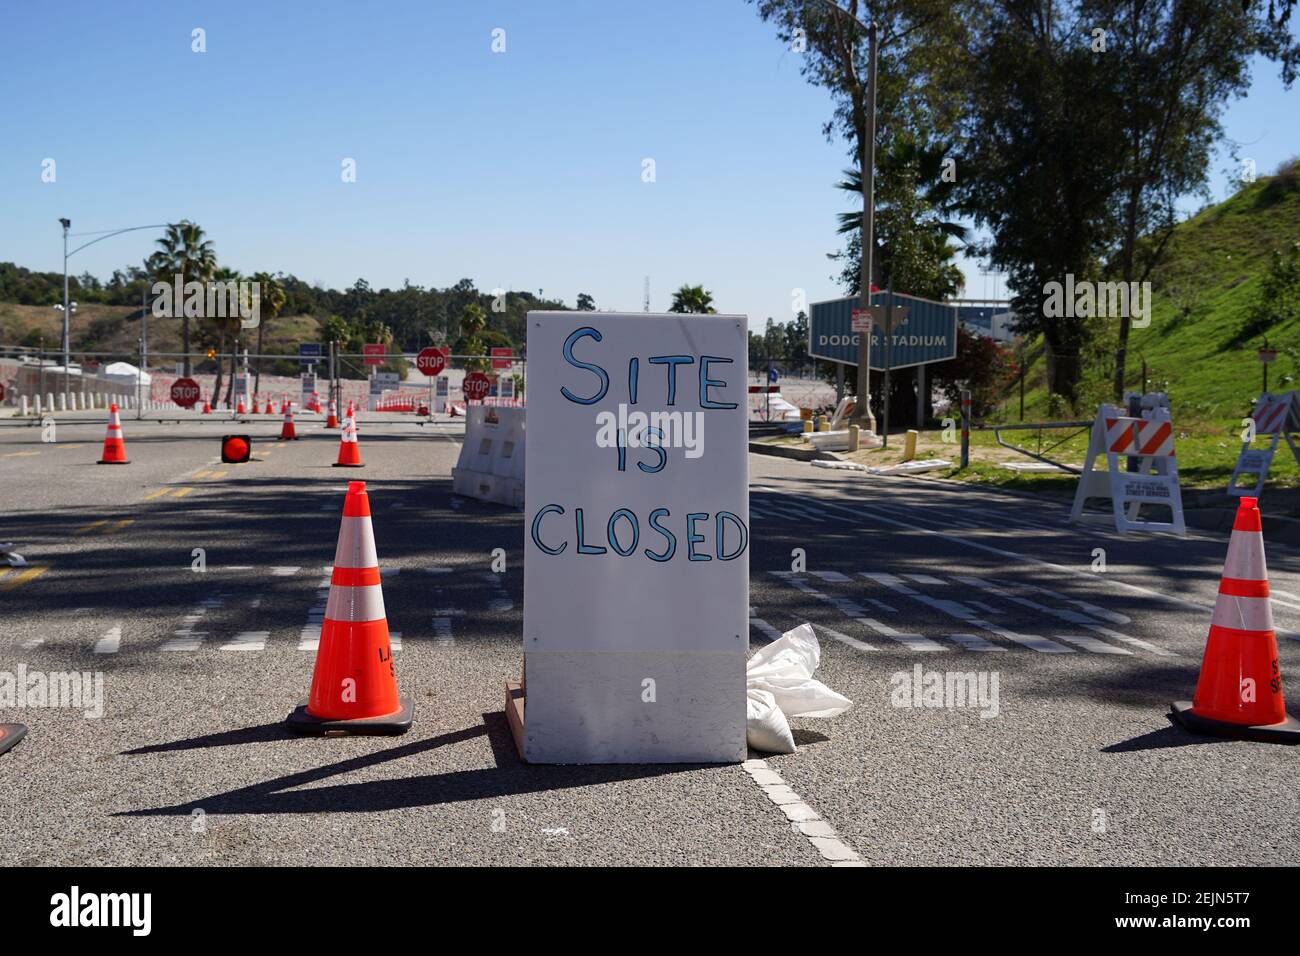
[[152, 221, 217, 375], [250, 272, 286, 394], [669, 284, 716, 314], [207, 266, 242, 407]]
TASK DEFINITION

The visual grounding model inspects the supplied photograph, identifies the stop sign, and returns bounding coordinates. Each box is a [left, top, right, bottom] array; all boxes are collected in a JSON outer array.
[[171, 377, 201, 408], [416, 347, 448, 377], [462, 372, 491, 401]]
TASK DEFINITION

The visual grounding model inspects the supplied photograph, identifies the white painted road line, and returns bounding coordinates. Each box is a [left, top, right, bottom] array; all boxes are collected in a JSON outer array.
[[750, 615, 783, 643], [814, 623, 875, 652], [220, 631, 268, 651], [1053, 633, 1132, 655], [93, 624, 122, 655], [741, 759, 863, 866], [774, 572, 945, 651], [433, 617, 454, 643]]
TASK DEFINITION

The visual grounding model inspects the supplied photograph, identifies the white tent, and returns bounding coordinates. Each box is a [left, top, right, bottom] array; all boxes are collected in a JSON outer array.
[[102, 361, 151, 386]]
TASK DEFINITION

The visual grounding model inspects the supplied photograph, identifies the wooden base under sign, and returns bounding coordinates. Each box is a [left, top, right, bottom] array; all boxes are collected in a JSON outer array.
[[505, 679, 527, 762]]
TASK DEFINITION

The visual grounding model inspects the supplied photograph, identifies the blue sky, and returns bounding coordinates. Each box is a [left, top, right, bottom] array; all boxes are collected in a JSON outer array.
[[1, 0, 1297, 332]]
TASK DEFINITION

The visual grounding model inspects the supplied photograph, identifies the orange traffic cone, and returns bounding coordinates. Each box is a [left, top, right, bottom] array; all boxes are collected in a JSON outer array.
[[1172, 496, 1300, 743], [97, 403, 129, 464], [326, 399, 339, 429], [236, 399, 246, 415], [202, 398, 212, 414], [279, 405, 298, 440], [286, 481, 411, 735], [333, 411, 362, 467]]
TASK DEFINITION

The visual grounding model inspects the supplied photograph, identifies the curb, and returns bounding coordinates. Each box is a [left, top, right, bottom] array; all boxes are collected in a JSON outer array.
[[748, 441, 838, 463]]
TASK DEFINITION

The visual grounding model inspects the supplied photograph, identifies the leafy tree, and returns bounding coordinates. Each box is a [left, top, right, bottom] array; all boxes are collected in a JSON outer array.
[[151, 221, 217, 375], [458, 302, 489, 372], [576, 292, 596, 311], [954, 4, 1123, 405], [669, 284, 716, 314], [1238, 241, 1300, 344], [1080, 0, 1300, 399]]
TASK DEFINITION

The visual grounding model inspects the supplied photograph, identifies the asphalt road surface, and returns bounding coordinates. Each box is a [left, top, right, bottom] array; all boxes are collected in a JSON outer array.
[[2, 412, 1298, 866]]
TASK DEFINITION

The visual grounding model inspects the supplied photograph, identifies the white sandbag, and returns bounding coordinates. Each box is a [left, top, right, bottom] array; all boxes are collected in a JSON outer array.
[[746, 689, 796, 754], [746, 623, 852, 753]]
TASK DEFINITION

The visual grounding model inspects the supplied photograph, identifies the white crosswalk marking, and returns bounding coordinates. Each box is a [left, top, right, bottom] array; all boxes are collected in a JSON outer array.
[[220, 631, 268, 651], [815, 623, 875, 652], [773, 572, 944, 651], [1053, 633, 1132, 655], [482, 572, 514, 612], [163, 592, 227, 650], [946, 632, 1004, 652], [270, 566, 300, 577], [389, 631, 402, 651], [93, 624, 122, 655], [750, 615, 783, 643], [433, 617, 454, 643], [954, 575, 1172, 657], [298, 570, 331, 651], [863, 571, 1074, 654]]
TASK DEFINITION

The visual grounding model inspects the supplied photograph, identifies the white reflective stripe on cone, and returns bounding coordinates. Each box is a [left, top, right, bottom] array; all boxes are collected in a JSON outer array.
[[1223, 531, 1268, 582], [333, 515, 378, 570], [1211, 593, 1274, 633], [325, 582, 386, 623]]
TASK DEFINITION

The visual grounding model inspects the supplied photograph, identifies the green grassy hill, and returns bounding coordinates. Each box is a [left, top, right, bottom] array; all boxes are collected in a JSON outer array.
[[1003, 163, 1300, 435]]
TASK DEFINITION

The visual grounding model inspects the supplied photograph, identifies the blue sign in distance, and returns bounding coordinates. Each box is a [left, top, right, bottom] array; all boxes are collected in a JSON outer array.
[[298, 343, 322, 366], [808, 292, 958, 370]]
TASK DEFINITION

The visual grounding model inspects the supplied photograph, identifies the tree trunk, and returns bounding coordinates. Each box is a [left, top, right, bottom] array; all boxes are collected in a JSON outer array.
[[1112, 182, 1141, 400], [254, 319, 266, 394], [212, 329, 226, 406]]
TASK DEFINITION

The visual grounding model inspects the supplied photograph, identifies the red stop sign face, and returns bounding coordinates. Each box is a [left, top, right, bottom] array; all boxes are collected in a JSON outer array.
[[416, 347, 448, 377], [462, 372, 491, 401], [171, 377, 201, 408]]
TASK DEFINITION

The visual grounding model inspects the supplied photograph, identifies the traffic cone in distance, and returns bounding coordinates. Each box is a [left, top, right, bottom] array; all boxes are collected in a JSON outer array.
[[326, 399, 339, 428], [236, 399, 246, 415], [286, 481, 411, 735], [97, 403, 129, 464], [1172, 496, 1300, 743], [279, 405, 298, 440], [202, 398, 212, 414], [333, 413, 362, 467]]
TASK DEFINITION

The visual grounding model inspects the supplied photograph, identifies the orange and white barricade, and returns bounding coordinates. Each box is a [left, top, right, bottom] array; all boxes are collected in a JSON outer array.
[[1228, 391, 1300, 500], [1069, 400, 1184, 534]]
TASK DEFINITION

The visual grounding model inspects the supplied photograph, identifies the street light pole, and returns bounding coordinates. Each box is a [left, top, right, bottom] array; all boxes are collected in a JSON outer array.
[[60, 218, 71, 406]]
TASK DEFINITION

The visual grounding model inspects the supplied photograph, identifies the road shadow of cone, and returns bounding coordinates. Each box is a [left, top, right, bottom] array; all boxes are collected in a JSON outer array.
[[1172, 496, 1300, 743], [97, 403, 129, 464], [287, 481, 412, 736], [333, 414, 362, 467]]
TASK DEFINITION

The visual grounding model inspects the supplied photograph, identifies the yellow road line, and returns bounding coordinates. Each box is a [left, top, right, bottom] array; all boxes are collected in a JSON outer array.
[[101, 519, 135, 535], [1, 565, 48, 591], [0, 567, 11, 581], [75, 519, 109, 535], [193, 470, 213, 479], [208, 471, 228, 479], [58, 444, 86, 450], [2, 451, 41, 458], [142, 488, 171, 501], [171, 487, 195, 498]]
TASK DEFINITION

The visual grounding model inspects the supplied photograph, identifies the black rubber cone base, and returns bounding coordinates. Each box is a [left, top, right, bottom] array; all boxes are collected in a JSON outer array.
[[286, 698, 413, 736], [97, 459, 129, 465], [1170, 701, 1300, 744], [332, 462, 364, 468], [0, 723, 28, 756]]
